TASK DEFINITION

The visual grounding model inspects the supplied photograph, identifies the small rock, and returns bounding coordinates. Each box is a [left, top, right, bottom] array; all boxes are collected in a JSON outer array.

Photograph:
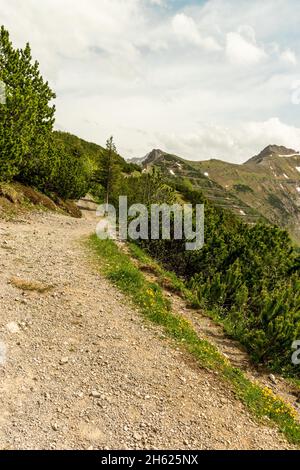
[[90, 390, 101, 398], [59, 357, 69, 365], [133, 432, 142, 441], [6, 322, 20, 334], [269, 374, 277, 385], [51, 423, 59, 431]]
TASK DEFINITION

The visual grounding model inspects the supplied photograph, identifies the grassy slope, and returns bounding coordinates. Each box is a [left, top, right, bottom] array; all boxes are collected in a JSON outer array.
[[53, 131, 140, 175], [142, 149, 300, 242], [189, 156, 300, 243], [143, 152, 267, 225]]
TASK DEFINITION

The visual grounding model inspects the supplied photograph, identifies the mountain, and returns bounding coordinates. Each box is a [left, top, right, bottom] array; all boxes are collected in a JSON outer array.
[[246, 145, 299, 165], [140, 149, 266, 224], [140, 145, 300, 243], [127, 149, 171, 166]]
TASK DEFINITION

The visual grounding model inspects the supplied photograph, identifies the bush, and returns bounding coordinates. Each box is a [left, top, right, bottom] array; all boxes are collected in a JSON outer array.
[[132, 182, 300, 375], [49, 144, 91, 200]]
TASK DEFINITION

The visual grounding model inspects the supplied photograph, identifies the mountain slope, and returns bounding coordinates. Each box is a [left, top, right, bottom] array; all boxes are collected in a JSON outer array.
[[54, 131, 140, 175], [140, 149, 267, 224], [139, 146, 300, 242], [190, 145, 300, 241]]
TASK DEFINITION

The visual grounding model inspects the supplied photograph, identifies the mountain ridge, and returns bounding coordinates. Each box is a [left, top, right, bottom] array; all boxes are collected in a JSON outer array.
[[245, 145, 300, 165], [137, 145, 300, 242]]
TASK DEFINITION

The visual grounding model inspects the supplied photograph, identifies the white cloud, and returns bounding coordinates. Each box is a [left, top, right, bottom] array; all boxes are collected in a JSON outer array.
[[155, 118, 300, 163], [243, 118, 300, 153], [0, 0, 299, 162], [149, 0, 165, 5], [237, 25, 257, 44], [172, 13, 222, 51], [226, 31, 266, 65], [280, 48, 297, 65]]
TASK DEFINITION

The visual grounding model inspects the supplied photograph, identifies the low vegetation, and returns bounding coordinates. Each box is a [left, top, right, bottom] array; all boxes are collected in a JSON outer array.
[[233, 184, 254, 193], [89, 235, 300, 445], [0, 181, 81, 218], [114, 178, 300, 377], [9, 277, 53, 293]]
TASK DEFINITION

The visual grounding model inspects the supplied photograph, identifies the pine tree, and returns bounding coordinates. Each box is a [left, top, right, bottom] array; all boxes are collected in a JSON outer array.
[[100, 136, 120, 206], [0, 26, 56, 183]]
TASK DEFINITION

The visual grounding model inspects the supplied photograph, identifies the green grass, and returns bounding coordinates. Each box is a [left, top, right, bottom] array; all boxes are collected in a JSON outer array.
[[88, 235, 300, 445], [128, 243, 193, 301], [129, 244, 300, 378]]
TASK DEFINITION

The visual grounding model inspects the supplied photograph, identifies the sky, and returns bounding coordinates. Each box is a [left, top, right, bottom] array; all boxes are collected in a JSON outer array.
[[1, 0, 300, 162]]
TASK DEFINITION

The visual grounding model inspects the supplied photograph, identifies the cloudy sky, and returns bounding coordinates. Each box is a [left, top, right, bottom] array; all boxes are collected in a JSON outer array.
[[1, 0, 300, 162]]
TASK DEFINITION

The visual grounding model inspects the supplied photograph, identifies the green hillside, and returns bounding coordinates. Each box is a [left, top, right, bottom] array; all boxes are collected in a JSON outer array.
[[140, 150, 267, 224], [188, 147, 300, 242], [138, 147, 300, 243]]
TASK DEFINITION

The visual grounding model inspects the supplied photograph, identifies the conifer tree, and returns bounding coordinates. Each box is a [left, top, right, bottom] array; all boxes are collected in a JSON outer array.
[[101, 136, 120, 206], [0, 26, 56, 183]]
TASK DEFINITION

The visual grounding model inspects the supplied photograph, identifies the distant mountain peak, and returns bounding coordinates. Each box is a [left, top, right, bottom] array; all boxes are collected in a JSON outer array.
[[246, 145, 299, 165], [143, 149, 166, 165], [127, 148, 166, 166]]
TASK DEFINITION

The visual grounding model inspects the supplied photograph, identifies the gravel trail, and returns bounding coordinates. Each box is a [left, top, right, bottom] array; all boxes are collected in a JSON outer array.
[[0, 203, 294, 449]]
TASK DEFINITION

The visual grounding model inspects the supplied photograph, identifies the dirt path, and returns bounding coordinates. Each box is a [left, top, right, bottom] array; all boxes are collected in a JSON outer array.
[[0, 203, 295, 449]]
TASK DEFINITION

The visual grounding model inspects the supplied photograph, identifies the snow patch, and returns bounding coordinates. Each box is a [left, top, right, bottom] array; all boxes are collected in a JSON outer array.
[[296, 187, 300, 193], [239, 210, 246, 216], [283, 173, 289, 179], [278, 154, 299, 157], [169, 169, 176, 176], [204, 172, 209, 177], [296, 167, 300, 173]]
